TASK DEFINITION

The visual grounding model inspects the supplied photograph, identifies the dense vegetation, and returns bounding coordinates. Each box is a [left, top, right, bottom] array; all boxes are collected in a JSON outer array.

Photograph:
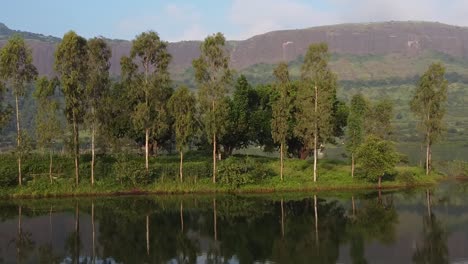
[[0, 31, 455, 196]]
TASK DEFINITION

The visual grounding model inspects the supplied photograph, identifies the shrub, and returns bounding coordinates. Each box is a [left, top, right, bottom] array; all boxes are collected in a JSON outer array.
[[396, 170, 416, 185], [218, 156, 270, 188]]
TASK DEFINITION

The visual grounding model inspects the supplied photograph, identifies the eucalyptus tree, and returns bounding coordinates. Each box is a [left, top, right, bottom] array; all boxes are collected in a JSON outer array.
[[345, 94, 368, 178], [294, 43, 337, 182], [0, 35, 38, 186], [410, 63, 448, 175], [129, 31, 172, 175], [34, 77, 62, 183], [55, 31, 88, 185], [271, 62, 291, 181], [365, 99, 394, 140], [193, 33, 232, 183], [168, 86, 197, 182], [0, 81, 12, 130], [86, 37, 111, 185]]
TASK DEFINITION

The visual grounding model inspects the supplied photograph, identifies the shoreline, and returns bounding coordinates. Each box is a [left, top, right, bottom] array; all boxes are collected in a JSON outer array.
[[0, 180, 439, 200]]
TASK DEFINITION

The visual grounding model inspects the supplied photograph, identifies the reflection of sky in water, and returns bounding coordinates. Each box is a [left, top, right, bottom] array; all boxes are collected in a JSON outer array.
[[1, 185, 468, 263]]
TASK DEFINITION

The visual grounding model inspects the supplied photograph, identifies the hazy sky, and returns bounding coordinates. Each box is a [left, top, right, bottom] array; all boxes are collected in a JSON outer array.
[[2, 0, 468, 42]]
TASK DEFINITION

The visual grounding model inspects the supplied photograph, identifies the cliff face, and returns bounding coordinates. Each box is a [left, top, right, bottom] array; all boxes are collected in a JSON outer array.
[[2, 21, 468, 76]]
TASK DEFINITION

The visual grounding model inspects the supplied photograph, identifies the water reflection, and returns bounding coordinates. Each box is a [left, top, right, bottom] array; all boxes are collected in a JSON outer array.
[[1, 185, 468, 263]]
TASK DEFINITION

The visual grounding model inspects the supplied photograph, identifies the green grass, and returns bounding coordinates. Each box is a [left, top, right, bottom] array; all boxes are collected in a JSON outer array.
[[0, 153, 443, 199]]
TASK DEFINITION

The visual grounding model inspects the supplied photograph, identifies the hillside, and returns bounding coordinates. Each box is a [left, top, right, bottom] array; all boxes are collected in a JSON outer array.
[[3, 21, 468, 81]]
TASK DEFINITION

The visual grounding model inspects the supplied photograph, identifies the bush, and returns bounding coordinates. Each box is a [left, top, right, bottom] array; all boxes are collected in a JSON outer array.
[[396, 170, 416, 185], [218, 156, 270, 188]]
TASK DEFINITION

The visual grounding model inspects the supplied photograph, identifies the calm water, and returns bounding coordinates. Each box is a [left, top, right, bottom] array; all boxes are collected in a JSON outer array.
[[1, 182, 468, 263]]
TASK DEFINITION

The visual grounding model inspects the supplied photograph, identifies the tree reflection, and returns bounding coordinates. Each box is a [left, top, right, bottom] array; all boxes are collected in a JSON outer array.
[[15, 205, 35, 264]]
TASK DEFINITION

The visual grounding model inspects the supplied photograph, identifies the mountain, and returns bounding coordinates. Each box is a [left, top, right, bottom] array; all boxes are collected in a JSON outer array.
[[3, 21, 468, 81]]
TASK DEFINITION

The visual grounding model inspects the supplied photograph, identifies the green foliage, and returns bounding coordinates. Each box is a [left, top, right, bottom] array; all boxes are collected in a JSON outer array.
[[271, 63, 290, 151], [295, 43, 337, 150], [365, 98, 394, 140], [168, 86, 197, 153], [193, 32, 232, 143], [356, 136, 399, 183], [218, 156, 270, 188], [346, 94, 368, 154]]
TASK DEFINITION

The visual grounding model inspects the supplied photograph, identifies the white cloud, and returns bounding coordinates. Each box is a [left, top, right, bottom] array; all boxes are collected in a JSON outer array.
[[115, 4, 207, 41], [228, 0, 338, 40]]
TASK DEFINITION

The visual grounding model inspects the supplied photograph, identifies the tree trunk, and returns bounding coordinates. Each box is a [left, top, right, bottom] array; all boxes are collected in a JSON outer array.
[[74, 203, 80, 264], [72, 113, 79, 186], [351, 153, 355, 178], [426, 189, 431, 218], [352, 196, 356, 217], [91, 123, 95, 186], [378, 175, 382, 189], [145, 128, 149, 176], [313, 84, 318, 182], [15, 95, 22, 186], [280, 143, 284, 181], [49, 150, 53, 184], [213, 133, 217, 184], [179, 151, 183, 182], [426, 139, 430, 175], [299, 146, 309, 160]]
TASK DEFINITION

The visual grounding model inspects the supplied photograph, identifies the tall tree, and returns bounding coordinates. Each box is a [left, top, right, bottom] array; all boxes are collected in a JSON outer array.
[[86, 37, 111, 185], [129, 31, 171, 176], [193, 33, 232, 183], [168, 86, 197, 182], [410, 63, 448, 175], [0, 35, 38, 186], [220, 75, 254, 156], [34, 77, 62, 183], [55, 31, 88, 185], [345, 94, 368, 178], [271, 62, 291, 181], [294, 43, 337, 182]]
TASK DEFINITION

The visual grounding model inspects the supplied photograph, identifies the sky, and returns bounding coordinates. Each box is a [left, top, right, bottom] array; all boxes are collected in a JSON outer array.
[[2, 0, 468, 42]]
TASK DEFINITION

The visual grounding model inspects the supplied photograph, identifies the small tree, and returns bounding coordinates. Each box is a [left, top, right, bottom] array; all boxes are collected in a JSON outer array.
[[356, 135, 399, 188], [345, 94, 368, 178], [129, 31, 171, 176], [410, 63, 448, 175], [55, 31, 88, 186], [168, 86, 197, 182], [0, 35, 38, 186], [86, 37, 111, 186], [193, 33, 232, 183], [294, 43, 337, 182], [34, 77, 62, 183], [271, 62, 291, 181]]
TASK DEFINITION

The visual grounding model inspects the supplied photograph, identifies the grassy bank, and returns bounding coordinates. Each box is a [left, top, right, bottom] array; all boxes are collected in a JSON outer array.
[[0, 153, 443, 199]]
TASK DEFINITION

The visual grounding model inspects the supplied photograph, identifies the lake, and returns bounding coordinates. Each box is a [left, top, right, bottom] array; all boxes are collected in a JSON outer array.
[[1, 181, 467, 263]]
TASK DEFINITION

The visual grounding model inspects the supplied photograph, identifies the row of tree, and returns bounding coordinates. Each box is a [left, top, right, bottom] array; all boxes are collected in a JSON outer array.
[[0, 30, 448, 187]]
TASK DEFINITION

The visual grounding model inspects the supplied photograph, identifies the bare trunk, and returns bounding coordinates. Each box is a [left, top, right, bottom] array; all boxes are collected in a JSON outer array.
[[426, 139, 430, 175], [213, 133, 217, 184], [213, 198, 217, 241], [280, 143, 284, 181], [180, 201, 184, 232], [92, 201, 95, 264], [15, 95, 22, 186], [72, 113, 79, 186], [145, 128, 149, 176], [351, 153, 355, 178], [49, 150, 53, 184], [378, 175, 382, 189], [146, 214, 149, 256], [91, 123, 95, 186], [179, 151, 183, 182], [281, 198, 285, 238], [313, 84, 318, 182], [314, 195, 319, 246]]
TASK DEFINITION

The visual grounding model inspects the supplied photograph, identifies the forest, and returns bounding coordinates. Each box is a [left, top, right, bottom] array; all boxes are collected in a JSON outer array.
[[0, 31, 456, 196]]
